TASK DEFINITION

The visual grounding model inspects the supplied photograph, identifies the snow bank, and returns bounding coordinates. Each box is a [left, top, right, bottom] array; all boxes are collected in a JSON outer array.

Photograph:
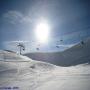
[[0, 50, 90, 90]]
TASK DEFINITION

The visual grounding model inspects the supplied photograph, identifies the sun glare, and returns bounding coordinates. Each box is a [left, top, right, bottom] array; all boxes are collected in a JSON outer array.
[[35, 21, 50, 43]]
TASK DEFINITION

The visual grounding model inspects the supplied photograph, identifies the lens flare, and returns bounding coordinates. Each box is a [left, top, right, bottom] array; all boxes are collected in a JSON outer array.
[[35, 21, 50, 43]]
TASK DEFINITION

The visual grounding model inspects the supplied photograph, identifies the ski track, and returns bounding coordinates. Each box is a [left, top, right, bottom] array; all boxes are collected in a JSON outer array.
[[0, 50, 90, 90]]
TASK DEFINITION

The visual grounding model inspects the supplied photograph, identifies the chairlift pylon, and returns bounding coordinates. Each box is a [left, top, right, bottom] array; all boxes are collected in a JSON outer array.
[[17, 43, 25, 55]]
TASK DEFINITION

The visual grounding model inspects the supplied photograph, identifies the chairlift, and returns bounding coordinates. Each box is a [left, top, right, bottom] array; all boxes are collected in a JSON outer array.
[[60, 39, 63, 42], [78, 33, 85, 45], [56, 45, 59, 48], [56, 39, 63, 45], [36, 47, 39, 50], [23, 48, 25, 51], [81, 41, 84, 45]]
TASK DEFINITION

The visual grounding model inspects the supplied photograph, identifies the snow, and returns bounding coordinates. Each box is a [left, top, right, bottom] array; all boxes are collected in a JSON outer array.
[[25, 38, 90, 66], [0, 50, 90, 90]]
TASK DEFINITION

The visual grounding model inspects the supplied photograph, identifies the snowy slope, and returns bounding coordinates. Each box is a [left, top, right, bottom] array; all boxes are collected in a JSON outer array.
[[0, 50, 90, 90], [25, 38, 90, 66], [0, 50, 30, 61]]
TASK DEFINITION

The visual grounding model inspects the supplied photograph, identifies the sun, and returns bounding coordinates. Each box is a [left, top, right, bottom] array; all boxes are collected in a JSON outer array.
[[35, 21, 50, 43]]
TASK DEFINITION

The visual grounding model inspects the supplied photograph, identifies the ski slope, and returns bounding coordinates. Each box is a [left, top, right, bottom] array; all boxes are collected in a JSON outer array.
[[25, 38, 90, 66], [0, 50, 90, 90]]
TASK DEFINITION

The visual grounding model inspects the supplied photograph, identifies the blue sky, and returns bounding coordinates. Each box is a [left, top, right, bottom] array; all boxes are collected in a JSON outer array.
[[0, 0, 90, 53]]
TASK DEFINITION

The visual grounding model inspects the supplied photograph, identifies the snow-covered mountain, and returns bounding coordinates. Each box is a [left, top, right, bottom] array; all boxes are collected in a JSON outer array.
[[25, 39, 90, 66], [0, 50, 90, 90]]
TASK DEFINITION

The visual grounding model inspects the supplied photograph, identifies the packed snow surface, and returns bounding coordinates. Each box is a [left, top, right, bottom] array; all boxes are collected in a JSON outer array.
[[0, 50, 90, 90]]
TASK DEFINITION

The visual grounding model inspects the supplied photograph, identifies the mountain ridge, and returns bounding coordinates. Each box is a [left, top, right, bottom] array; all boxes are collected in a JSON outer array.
[[25, 38, 90, 66]]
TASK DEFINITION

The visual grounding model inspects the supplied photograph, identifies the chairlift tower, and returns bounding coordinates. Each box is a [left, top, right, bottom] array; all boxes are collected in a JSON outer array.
[[17, 43, 25, 55]]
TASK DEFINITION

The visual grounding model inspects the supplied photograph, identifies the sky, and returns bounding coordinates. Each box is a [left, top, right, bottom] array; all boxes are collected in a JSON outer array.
[[0, 0, 90, 53]]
